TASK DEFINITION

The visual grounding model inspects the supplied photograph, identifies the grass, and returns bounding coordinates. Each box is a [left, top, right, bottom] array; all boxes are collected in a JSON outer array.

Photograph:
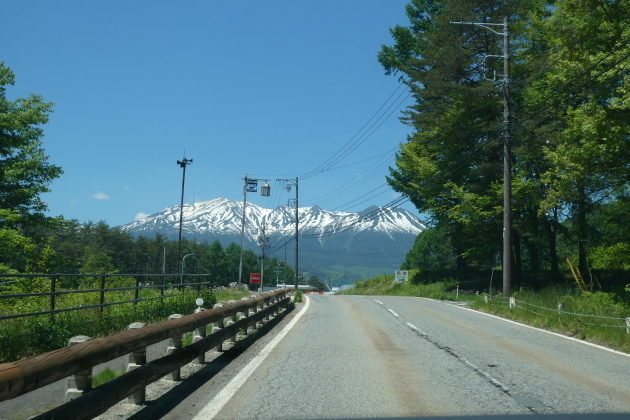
[[340, 273, 630, 353], [338, 271, 473, 301], [213, 288, 251, 302], [471, 286, 630, 353], [92, 367, 126, 388], [0, 280, 219, 363]]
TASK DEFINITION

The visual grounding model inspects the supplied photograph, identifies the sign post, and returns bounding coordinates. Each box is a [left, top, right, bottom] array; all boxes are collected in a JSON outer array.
[[394, 270, 408, 283]]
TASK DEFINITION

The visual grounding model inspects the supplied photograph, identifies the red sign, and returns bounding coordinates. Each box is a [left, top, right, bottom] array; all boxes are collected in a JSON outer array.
[[250, 273, 261, 284]]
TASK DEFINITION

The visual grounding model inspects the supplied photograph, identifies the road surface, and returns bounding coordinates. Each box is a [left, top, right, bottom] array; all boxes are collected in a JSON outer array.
[[148, 294, 630, 419]]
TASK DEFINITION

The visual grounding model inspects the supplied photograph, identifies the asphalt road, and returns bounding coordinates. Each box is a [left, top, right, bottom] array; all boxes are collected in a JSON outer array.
[[157, 295, 630, 419]]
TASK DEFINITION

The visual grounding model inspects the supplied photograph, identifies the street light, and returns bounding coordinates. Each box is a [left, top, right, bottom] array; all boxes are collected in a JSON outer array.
[[176, 157, 193, 273], [277, 177, 298, 290], [238, 174, 271, 286], [180, 253, 196, 285]]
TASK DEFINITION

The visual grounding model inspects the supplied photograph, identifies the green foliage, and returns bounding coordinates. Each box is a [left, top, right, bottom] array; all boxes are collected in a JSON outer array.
[[471, 286, 630, 353], [380, 0, 630, 280], [294, 289, 303, 303], [92, 367, 126, 388], [0, 63, 62, 220], [307, 275, 327, 292]]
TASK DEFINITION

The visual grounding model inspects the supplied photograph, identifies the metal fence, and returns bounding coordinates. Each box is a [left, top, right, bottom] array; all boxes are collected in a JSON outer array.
[[0, 273, 211, 322]]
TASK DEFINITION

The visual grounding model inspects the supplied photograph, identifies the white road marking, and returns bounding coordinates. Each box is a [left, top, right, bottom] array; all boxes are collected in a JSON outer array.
[[374, 300, 384, 305], [192, 296, 311, 420], [417, 297, 630, 359], [388, 309, 399, 317]]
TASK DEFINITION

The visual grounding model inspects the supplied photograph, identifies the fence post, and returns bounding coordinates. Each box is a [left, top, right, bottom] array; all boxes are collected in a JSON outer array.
[[509, 297, 515, 308], [164, 314, 184, 380], [626, 317, 629, 335], [134, 276, 140, 306], [65, 335, 92, 402], [484, 294, 489, 303], [99, 275, 106, 316], [50, 275, 57, 324], [558, 302, 564, 313], [126, 322, 147, 404], [212, 304, 224, 351]]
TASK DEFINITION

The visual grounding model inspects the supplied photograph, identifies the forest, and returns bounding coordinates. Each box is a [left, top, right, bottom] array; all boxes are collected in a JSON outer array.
[[383, 0, 630, 290]]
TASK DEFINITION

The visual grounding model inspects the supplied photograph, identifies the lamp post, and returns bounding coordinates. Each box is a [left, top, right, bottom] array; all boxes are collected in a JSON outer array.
[[176, 157, 193, 273], [238, 174, 271, 286], [180, 253, 195, 285]]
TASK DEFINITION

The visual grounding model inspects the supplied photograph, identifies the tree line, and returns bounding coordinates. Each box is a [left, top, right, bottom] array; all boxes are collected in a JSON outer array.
[[383, 0, 630, 287]]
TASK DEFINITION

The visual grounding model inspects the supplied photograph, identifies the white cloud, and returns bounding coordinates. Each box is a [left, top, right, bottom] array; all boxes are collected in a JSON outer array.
[[134, 212, 149, 221], [92, 192, 110, 200]]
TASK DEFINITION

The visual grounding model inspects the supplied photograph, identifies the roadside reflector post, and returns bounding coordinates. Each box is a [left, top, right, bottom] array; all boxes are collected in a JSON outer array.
[[164, 314, 184, 380], [126, 322, 147, 405], [65, 336, 92, 402]]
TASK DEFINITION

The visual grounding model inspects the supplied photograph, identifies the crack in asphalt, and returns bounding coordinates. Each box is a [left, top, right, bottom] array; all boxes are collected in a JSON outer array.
[[373, 299, 545, 414]]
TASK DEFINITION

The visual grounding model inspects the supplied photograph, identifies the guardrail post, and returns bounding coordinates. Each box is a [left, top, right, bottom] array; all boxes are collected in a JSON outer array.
[[509, 297, 515, 308], [65, 335, 92, 402], [212, 304, 224, 351], [164, 314, 184, 380], [126, 322, 147, 404], [193, 306, 206, 364], [226, 300, 237, 344]]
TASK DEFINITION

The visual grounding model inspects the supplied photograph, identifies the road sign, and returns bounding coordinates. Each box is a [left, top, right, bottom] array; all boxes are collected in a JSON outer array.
[[395, 270, 408, 282], [250, 273, 261, 284]]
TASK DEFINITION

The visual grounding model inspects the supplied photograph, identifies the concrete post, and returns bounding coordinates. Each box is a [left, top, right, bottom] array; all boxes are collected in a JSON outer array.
[[558, 302, 564, 312], [225, 300, 237, 345], [212, 304, 224, 351], [626, 317, 629, 335], [126, 322, 147, 405], [65, 335, 92, 402], [192, 307, 206, 364], [509, 297, 515, 308], [164, 314, 184, 380]]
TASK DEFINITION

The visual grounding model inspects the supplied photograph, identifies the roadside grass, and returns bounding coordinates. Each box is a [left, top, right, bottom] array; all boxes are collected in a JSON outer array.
[[213, 288, 251, 302], [338, 271, 478, 301], [471, 286, 630, 353], [92, 367, 127, 388], [0, 285, 218, 363], [340, 274, 630, 353]]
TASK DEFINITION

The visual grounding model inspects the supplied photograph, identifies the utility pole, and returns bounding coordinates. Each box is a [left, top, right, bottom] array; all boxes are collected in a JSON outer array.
[[238, 174, 270, 286], [451, 16, 511, 296], [277, 177, 299, 290], [258, 220, 270, 294], [176, 157, 192, 273]]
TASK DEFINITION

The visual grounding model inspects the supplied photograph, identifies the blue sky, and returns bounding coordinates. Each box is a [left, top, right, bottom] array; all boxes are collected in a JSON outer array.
[[2, 1, 417, 227]]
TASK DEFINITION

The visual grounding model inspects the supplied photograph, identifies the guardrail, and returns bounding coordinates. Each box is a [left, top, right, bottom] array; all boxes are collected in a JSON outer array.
[[0, 288, 291, 420]]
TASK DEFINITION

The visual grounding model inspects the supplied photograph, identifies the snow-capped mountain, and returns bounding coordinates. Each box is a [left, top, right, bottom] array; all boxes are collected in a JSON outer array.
[[120, 198, 424, 279]]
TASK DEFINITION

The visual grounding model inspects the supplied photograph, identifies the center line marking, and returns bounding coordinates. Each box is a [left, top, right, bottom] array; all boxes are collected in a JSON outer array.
[[388, 309, 399, 317]]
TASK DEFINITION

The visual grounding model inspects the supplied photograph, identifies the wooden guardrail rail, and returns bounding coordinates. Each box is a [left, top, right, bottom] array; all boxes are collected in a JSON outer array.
[[0, 288, 291, 419]]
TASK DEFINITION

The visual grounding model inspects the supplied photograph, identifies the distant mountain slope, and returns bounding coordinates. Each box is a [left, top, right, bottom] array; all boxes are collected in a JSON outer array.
[[120, 198, 424, 281]]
